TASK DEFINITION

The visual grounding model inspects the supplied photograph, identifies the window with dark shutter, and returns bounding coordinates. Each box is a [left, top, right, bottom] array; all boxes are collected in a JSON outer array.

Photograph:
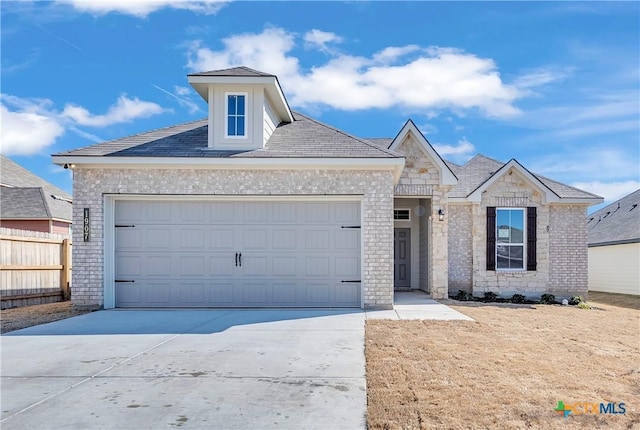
[[527, 207, 537, 271], [486, 207, 496, 271]]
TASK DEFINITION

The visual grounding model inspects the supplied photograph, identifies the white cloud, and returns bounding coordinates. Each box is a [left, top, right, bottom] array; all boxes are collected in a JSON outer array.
[[61, 95, 168, 127], [571, 180, 640, 203], [56, 0, 227, 17], [433, 137, 476, 163], [531, 148, 640, 181], [174, 85, 191, 96], [513, 67, 571, 90], [303, 29, 343, 52], [1, 93, 168, 155], [0, 103, 65, 155], [186, 28, 526, 118]]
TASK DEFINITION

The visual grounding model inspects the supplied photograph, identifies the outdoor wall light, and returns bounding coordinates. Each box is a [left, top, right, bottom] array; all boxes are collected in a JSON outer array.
[[438, 209, 445, 221]]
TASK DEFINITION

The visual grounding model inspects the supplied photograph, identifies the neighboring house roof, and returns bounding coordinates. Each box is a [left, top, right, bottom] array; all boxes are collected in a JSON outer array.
[[0, 155, 72, 222], [54, 112, 400, 159], [0, 187, 50, 219], [588, 189, 640, 246]]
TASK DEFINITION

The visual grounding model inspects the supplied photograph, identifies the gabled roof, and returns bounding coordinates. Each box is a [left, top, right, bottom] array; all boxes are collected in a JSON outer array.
[[467, 158, 561, 203], [387, 120, 458, 185], [0, 155, 72, 222], [588, 189, 640, 246], [53, 112, 401, 159], [187, 66, 275, 77], [447, 154, 601, 203]]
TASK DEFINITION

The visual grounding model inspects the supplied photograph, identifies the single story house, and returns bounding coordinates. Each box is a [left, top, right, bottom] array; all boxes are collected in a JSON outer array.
[[52, 67, 603, 310], [587, 189, 640, 296], [1, 154, 72, 235]]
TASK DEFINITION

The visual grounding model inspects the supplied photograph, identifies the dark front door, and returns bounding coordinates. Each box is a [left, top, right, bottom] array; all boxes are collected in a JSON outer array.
[[394, 228, 411, 288]]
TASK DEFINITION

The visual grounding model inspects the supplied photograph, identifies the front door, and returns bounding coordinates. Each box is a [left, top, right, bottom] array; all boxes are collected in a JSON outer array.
[[394, 228, 411, 288]]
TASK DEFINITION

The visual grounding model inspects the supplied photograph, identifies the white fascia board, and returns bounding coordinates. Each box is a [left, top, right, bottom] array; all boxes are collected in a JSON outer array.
[[51, 155, 405, 179], [467, 159, 561, 203], [389, 121, 458, 186]]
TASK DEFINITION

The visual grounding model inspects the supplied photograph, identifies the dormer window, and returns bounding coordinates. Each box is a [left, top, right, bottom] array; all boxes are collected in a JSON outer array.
[[226, 92, 247, 138]]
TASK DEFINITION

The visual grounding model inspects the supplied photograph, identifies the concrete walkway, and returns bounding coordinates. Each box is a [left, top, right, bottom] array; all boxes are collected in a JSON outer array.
[[366, 290, 474, 321], [1, 309, 366, 430]]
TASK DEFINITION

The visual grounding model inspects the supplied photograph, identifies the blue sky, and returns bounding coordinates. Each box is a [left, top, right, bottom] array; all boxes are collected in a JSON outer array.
[[1, 1, 638, 211]]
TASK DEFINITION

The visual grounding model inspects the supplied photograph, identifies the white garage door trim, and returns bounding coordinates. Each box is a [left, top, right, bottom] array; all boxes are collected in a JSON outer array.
[[103, 194, 364, 309]]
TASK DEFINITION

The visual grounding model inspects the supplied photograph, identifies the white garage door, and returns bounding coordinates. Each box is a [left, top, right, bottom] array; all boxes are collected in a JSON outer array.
[[114, 200, 361, 308]]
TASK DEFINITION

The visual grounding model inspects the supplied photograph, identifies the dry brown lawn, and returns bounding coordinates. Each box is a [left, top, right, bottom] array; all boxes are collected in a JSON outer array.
[[1, 301, 91, 333], [366, 293, 640, 429]]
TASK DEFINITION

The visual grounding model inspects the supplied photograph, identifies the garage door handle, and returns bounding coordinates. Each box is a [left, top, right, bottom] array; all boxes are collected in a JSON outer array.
[[235, 252, 238, 267], [115, 279, 135, 283], [239, 253, 242, 267], [341, 280, 361, 283]]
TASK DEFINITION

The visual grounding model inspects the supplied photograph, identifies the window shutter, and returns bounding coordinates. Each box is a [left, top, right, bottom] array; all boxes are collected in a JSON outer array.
[[527, 207, 537, 271], [486, 207, 496, 271]]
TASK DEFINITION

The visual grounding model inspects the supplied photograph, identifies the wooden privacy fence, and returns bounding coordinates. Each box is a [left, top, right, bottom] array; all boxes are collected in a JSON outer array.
[[0, 227, 72, 309]]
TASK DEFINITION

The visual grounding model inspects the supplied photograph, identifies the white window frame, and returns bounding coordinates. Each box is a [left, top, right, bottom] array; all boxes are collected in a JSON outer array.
[[394, 208, 411, 221], [225, 92, 248, 139], [495, 207, 526, 271]]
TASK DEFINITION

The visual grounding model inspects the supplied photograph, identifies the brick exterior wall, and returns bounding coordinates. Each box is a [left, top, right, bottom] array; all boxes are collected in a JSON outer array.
[[549, 205, 588, 297], [461, 168, 589, 300], [394, 135, 451, 298], [71, 168, 395, 309], [448, 204, 473, 292]]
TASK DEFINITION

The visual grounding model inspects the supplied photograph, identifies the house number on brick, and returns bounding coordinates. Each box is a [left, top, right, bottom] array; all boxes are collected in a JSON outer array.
[[83, 208, 90, 242]]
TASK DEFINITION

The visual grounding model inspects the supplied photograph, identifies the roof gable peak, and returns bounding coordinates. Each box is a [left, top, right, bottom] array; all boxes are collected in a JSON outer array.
[[389, 119, 457, 185]]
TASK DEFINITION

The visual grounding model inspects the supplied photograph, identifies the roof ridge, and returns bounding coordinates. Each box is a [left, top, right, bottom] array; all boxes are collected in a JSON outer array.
[[37, 187, 52, 218], [53, 118, 207, 156], [292, 111, 402, 158]]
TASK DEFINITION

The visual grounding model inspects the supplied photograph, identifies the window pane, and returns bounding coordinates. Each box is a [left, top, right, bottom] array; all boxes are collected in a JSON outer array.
[[237, 116, 245, 136], [510, 210, 524, 243], [228, 95, 236, 115], [237, 95, 245, 114], [496, 245, 524, 269], [227, 116, 236, 136]]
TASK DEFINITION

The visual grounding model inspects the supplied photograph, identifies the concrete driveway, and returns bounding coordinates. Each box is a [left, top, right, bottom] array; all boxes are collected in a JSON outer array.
[[1, 309, 366, 429]]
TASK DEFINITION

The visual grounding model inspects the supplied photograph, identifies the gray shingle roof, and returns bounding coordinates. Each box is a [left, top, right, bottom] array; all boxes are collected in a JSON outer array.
[[188, 66, 275, 77], [55, 113, 400, 159], [588, 189, 640, 246], [0, 155, 72, 222], [0, 187, 50, 219]]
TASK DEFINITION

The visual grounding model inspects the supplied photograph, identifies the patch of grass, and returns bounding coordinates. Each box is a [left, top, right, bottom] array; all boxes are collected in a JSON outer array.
[[366, 302, 639, 429]]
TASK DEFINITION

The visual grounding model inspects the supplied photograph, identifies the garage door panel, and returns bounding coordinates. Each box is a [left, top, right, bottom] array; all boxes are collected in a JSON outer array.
[[180, 283, 205, 304], [115, 200, 361, 308], [272, 230, 297, 249], [147, 256, 172, 277], [209, 256, 234, 276], [335, 202, 360, 223], [272, 283, 297, 303], [179, 256, 205, 276], [242, 256, 268, 276], [209, 203, 235, 222], [146, 202, 173, 222], [147, 228, 172, 249], [180, 229, 205, 249], [210, 230, 234, 249], [272, 257, 297, 276], [272, 203, 297, 223], [242, 283, 268, 303], [306, 230, 330, 250], [116, 255, 142, 277], [306, 257, 330, 277], [306, 283, 330, 303], [336, 283, 359, 304], [116, 229, 140, 249], [242, 230, 268, 249]]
